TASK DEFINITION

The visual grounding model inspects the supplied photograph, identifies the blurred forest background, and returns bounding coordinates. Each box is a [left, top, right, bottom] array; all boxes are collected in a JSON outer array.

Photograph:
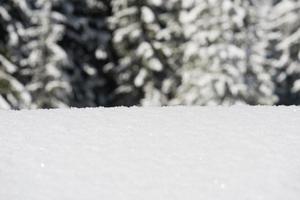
[[0, 0, 300, 109]]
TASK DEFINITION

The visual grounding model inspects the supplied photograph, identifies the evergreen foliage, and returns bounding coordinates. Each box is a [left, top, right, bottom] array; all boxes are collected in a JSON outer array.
[[168, 0, 276, 105], [0, 0, 299, 108], [0, 0, 114, 108], [266, 0, 300, 105], [109, 0, 182, 106]]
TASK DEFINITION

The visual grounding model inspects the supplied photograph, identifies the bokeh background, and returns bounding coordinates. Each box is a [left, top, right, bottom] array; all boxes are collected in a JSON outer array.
[[0, 0, 300, 109]]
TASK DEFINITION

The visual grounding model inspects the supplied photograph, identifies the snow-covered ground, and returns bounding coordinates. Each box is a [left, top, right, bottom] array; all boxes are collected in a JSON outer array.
[[0, 106, 299, 200]]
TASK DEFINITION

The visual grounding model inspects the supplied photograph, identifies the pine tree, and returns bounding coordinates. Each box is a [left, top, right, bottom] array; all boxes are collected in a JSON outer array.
[[266, 0, 300, 105], [171, 0, 276, 105], [0, 0, 115, 108], [109, 0, 183, 106], [0, 0, 33, 109], [51, 0, 115, 107]]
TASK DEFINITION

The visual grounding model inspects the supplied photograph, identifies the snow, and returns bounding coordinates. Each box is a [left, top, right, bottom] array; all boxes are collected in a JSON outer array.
[[0, 106, 300, 200]]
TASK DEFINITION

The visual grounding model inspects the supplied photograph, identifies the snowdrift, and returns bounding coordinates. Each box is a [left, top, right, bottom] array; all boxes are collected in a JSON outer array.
[[0, 106, 299, 200]]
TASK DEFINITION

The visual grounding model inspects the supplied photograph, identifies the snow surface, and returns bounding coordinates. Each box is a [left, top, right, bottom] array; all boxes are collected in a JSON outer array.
[[0, 106, 300, 200]]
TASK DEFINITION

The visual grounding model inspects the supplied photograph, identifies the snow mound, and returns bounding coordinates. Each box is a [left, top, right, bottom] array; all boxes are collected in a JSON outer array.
[[0, 106, 300, 200]]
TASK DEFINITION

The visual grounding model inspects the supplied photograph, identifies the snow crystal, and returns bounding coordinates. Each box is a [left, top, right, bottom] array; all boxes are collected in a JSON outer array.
[[141, 6, 155, 23], [134, 69, 147, 87], [292, 80, 300, 93], [148, 58, 163, 71], [0, 55, 17, 73]]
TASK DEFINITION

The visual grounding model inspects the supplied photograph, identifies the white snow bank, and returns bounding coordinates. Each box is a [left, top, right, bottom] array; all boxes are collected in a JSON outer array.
[[0, 106, 300, 200]]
